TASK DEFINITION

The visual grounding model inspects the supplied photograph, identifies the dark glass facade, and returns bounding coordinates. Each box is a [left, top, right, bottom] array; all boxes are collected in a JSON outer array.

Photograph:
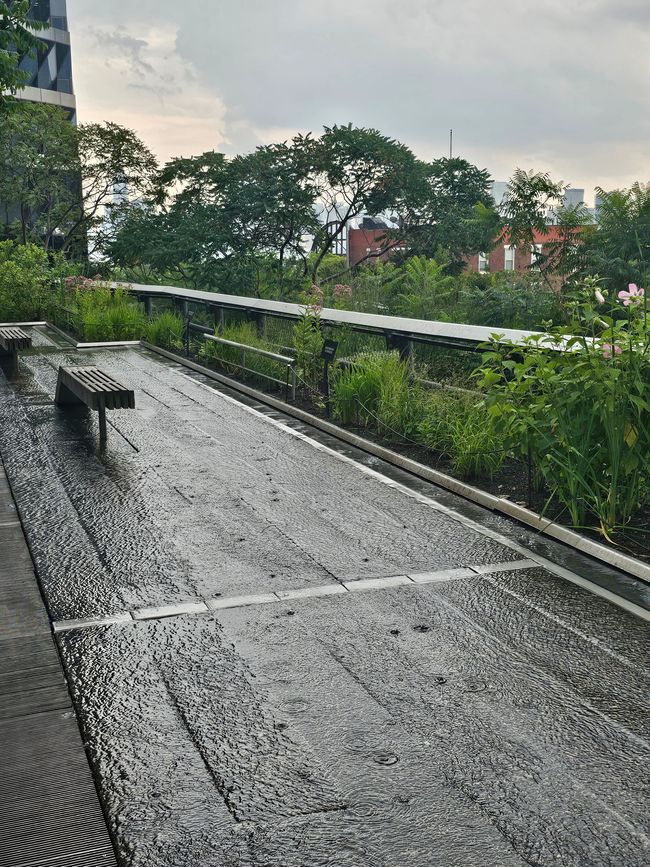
[[18, 1, 75, 100], [2, 1, 77, 233]]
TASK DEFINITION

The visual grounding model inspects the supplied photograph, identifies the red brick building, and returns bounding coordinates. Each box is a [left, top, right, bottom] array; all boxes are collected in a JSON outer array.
[[465, 226, 566, 274], [348, 224, 570, 273], [347, 226, 405, 268]]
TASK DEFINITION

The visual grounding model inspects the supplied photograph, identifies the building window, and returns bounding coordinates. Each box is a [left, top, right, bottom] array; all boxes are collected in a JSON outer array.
[[531, 244, 543, 270], [504, 245, 516, 271], [478, 252, 488, 273]]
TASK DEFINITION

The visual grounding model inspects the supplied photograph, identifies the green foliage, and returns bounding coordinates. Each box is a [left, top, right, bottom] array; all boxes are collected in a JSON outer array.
[[459, 271, 562, 329], [577, 184, 650, 291], [202, 321, 292, 388], [0, 240, 57, 320], [113, 141, 317, 291], [71, 284, 146, 342], [393, 256, 456, 319], [500, 169, 566, 252], [292, 293, 323, 394], [477, 277, 650, 535], [78, 122, 158, 258], [417, 392, 506, 478], [331, 351, 505, 479], [402, 157, 500, 273], [143, 311, 184, 350], [0, 103, 158, 257], [333, 259, 561, 330], [0, 103, 79, 249], [0, 1, 47, 102], [309, 124, 419, 279], [331, 352, 401, 427], [346, 260, 402, 314]]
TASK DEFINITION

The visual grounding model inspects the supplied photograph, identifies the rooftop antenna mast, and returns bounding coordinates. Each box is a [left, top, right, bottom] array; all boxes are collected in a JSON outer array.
[[449, 129, 453, 159]]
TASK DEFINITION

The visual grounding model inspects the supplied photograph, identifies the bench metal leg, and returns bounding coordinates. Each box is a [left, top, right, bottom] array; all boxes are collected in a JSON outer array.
[[98, 405, 107, 450], [55, 380, 81, 406], [0, 350, 18, 378]]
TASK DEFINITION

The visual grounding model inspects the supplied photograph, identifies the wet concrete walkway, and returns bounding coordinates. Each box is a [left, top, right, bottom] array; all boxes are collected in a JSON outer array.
[[0, 334, 648, 866], [0, 459, 117, 867]]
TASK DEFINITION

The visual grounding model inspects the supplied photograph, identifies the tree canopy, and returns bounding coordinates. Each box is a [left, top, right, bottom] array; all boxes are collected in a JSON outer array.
[[0, 101, 158, 255], [400, 157, 500, 273], [109, 125, 503, 289], [0, 0, 46, 107]]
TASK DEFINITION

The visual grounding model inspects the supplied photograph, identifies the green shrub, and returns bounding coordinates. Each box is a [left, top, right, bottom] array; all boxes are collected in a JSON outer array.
[[459, 271, 562, 330], [331, 352, 395, 427], [478, 277, 650, 534], [417, 392, 506, 478], [144, 311, 185, 350], [292, 293, 323, 394], [73, 284, 146, 341], [0, 241, 58, 321], [332, 352, 506, 478]]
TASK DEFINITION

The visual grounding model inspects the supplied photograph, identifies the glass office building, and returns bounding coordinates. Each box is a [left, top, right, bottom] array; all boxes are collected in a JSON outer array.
[[16, 0, 76, 121]]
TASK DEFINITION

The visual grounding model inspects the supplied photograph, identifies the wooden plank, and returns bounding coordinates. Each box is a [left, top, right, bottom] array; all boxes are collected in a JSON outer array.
[[0, 463, 117, 866], [0, 327, 32, 352], [56, 367, 134, 413]]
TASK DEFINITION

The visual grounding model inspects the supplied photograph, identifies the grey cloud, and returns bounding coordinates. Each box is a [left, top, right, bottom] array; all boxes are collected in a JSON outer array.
[[89, 26, 156, 79], [68, 0, 650, 191], [172, 1, 649, 149]]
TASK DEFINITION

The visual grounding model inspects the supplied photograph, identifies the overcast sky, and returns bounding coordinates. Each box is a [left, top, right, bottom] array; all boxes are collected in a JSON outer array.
[[67, 0, 650, 204]]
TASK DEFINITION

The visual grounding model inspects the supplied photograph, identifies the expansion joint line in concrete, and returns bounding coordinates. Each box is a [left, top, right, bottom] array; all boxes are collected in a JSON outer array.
[[52, 560, 539, 633]]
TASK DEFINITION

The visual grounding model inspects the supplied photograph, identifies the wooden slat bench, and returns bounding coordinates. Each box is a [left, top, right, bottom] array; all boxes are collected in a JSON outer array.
[[0, 327, 32, 377], [55, 366, 135, 449]]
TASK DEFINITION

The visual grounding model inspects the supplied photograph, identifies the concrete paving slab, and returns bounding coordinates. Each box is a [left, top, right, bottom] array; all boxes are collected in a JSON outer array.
[[53, 612, 134, 633], [471, 558, 539, 574], [276, 583, 347, 600]]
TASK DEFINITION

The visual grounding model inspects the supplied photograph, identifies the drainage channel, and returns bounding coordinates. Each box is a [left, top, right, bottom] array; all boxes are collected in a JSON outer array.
[[137, 347, 650, 620]]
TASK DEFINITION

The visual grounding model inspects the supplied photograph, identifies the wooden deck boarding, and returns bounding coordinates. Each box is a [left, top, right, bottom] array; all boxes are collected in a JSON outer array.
[[0, 458, 117, 867]]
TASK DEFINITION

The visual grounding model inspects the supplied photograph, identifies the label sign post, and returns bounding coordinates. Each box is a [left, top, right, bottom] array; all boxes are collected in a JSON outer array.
[[321, 339, 339, 418]]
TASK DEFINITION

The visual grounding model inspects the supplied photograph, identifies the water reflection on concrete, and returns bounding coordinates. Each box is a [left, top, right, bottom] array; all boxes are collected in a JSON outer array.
[[1, 339, 648, 866]]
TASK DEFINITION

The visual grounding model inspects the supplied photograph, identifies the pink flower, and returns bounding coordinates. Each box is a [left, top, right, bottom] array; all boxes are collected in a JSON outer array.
[[65, 275, 96, 292], [602, 343, 623, 359], [594, 289, 605, 305], [618, 283, 645, 307], [333, 283, 353, 298]]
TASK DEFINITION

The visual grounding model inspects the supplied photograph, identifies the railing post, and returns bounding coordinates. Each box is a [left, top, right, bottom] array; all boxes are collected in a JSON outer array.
[[290, 366, 296, 402], [386, 331, 413, 362], [98, 400, 107, 450]]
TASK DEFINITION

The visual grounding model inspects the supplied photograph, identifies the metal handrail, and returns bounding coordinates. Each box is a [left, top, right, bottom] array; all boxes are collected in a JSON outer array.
[[123, 282, 545, 350], [204, 333, 297, 400], [125, 283, 597, 354], [205, 334, 294, 364]]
